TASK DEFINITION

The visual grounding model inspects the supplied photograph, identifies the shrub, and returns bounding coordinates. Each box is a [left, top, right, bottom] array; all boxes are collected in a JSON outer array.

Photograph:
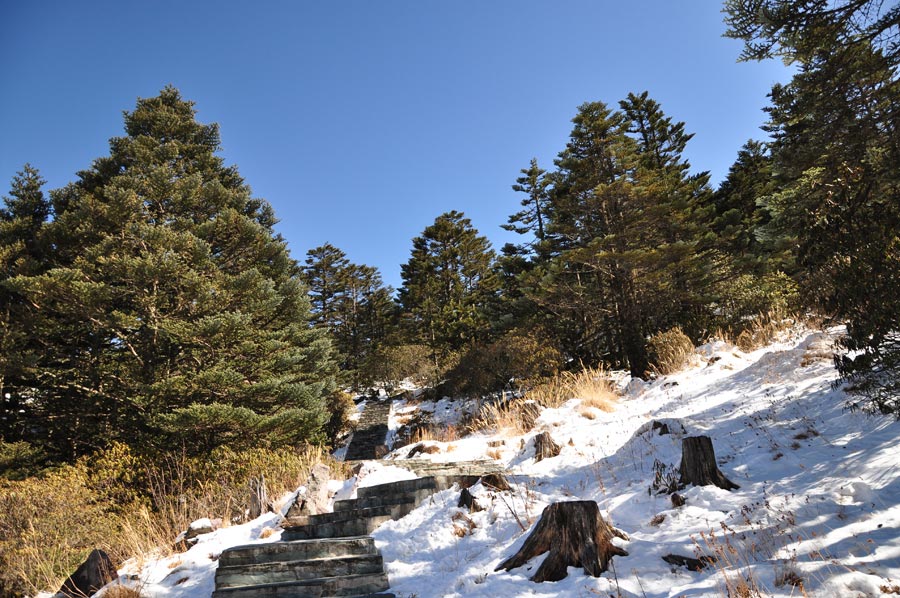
[[0, 443, 346, 597], [446, 331, 564, 397], [715, 272, 799, 333], [647, 327, 695, 375], [366, 344, 445, 389]]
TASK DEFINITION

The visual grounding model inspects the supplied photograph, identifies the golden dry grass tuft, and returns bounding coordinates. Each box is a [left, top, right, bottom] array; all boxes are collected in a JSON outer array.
[[731, 310, 798, 353], [469, 366, 616, 434], [648, 327, 696, 375]]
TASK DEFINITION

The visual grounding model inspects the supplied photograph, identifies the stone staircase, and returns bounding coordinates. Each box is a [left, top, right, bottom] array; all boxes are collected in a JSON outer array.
[[344, 398, 393, 461], [213, 466, 497, 598]]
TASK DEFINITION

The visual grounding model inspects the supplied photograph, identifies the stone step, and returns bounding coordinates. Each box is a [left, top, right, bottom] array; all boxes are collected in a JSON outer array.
[[212, 572, 390, 598], [218, 537, 378, 568], [282, 514, 394, 541], [215, 554, 384, 588], [285, 502, 419, 528], [333, 486, 436, 512], [356, 475, 480, 500]]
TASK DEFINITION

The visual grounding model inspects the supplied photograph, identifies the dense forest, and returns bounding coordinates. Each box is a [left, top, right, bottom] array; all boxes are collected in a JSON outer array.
[[2, 0, 898, 472]]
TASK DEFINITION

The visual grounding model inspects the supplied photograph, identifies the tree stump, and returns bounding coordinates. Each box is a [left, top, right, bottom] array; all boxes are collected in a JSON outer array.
[[495, 501, 628, 582], [533, 431, 561, 462], [248, 475, 271, 519], [679, 436, 739, 491]]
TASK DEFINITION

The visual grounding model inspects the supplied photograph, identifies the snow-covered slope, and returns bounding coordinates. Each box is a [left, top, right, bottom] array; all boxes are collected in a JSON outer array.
[[105, 328, 900, 597]]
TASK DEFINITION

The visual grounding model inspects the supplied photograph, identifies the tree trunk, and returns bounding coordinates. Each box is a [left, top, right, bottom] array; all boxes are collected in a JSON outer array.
[[679, 436, 739, 491], [495, 501, 628, 582], [533, 431, 561, 462]]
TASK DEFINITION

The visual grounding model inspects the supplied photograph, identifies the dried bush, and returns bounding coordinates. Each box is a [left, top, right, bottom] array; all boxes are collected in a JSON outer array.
[[0, 443, 345, 597], [734, 311, 795, 352], [648, 327, 696, 375], [366, 343, 448, 389], [527, 366, 616, 410], [446, 331, 563, 397]]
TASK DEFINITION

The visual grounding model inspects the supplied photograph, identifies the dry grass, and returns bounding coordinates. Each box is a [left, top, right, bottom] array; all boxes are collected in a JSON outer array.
[[730, 310, 798, 353], [526, 366, 616, 410], [469, 366, 616, 434], [0, 443, 346, 597], [648, 327, 696, 375], [103, 582, 144, 598], [410, 424, 459, 444]]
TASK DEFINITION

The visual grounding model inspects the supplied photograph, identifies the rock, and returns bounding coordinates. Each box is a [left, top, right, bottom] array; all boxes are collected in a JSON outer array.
[[58, 549, 115, 598], [287, 464, 333, 518], [662, 553, 717, 571], [671, 493, 686, 508], [175, 517, 220, 551], [480, 473, 511, 492]]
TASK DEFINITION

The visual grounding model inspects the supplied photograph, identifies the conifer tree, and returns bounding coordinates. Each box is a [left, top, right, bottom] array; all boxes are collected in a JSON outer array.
[[0, 165, 52, 442], [3, 88, 336, 458], [399, 211, 498, 369], [726, 0, 900, 413], [503, 158, 550, 251], [303, 244, 395, 389]]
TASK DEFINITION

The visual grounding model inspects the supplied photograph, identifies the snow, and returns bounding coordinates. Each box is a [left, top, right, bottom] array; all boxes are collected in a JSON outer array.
[[94, 327, 900, 598]]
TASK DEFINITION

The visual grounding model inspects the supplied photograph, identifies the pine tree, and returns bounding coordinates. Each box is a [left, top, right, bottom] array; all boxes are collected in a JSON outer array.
[[518, 95, 722, 377], [726, 0, 900, 413], [0, 165, 52, 442], [399, 211, 498, 369], [503, 158, 550, 252], [303, 244, 395, 389], [4, 88, 336, 458]]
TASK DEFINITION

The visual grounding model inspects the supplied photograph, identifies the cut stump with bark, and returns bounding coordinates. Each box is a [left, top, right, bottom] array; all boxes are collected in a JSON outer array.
[[533, 431, 561, 462], [495, 500, 628, 582], [679, 436, 739, 491]]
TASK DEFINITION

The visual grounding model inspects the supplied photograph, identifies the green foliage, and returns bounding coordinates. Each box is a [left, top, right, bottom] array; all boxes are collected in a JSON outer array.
[[446, 330, 564, 397], [0, 88, 336, 460], [714, 271, 799, 333], [398, 211, 499, 369], [512, 93, 722, 377], [726, 0, 900, 413], [303, 243, 395, 390], [0, 441, 46, 481]]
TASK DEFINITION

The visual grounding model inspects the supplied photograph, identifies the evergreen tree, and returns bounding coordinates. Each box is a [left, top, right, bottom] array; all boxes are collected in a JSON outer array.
[[3, 88, 336, 458], [711, 140, 781, 272], [398, 211, 498, 369], [726, 0, 900, 413], [503, 158, 550, 252], [525, 95, 719, 377], [0, 165, 52, 442], [303, 244, 395, 389]]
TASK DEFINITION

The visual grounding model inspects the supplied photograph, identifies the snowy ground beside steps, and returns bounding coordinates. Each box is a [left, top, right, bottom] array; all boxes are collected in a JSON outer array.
[[102, 328, 900, 598]]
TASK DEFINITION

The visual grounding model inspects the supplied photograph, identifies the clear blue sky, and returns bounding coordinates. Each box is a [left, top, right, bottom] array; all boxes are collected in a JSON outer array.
[[1, 1, 789, 290]]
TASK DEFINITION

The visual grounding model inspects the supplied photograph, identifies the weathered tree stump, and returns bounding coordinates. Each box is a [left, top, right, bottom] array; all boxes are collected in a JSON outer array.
[[495, 501, 628, 582], [248, 475, 271, 519], [458, 487, 483, 512], [679, 436, 739, 491], [480, 472, 511, 491], [533, 431, 561, 462]]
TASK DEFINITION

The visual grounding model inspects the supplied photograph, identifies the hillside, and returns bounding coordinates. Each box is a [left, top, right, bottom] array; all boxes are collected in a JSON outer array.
[[100, 327, 900, 598]]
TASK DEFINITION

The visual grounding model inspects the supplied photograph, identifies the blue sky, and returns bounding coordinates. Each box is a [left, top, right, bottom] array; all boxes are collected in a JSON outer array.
[[1, 1, 790, 289]]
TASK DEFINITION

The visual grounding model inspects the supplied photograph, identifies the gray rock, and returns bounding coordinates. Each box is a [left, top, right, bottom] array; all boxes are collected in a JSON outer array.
[[58, 549, 115, 598]]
